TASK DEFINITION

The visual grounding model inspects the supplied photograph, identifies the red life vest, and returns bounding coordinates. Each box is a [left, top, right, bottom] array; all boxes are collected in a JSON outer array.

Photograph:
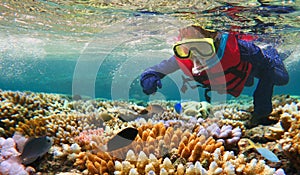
[[175, 33, 252, 97]]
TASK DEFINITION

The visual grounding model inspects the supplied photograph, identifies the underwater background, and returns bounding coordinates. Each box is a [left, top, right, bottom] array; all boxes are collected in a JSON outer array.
[[0, 0, 300, 102], [1, 0, 300, 175]]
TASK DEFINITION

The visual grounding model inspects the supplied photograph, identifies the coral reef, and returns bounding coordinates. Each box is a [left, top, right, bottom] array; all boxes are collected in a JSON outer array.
[[1, 91, 300, 174], [74, 122, 283, 174]]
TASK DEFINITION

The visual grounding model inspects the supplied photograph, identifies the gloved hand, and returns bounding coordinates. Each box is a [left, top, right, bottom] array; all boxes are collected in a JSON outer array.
[[140, 71, 165, 95]]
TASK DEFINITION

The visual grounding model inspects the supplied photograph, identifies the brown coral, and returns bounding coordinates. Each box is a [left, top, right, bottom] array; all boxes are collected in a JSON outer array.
[[0, 90, 70, 137], [15, 116, 48, 137], [74, 151, 115, 174]]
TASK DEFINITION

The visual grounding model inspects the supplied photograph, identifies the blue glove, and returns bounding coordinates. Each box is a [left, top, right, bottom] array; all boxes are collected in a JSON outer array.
[[140, 71, 164, 95]]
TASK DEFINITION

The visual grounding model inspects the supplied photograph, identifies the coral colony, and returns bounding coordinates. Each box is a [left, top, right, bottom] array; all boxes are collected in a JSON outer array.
[[0, 90, 299, 174]]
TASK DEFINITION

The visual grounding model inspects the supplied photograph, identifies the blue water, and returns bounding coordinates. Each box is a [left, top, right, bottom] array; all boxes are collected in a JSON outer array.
[[1, 0, 300, 102], [0, 53, 299, 102]]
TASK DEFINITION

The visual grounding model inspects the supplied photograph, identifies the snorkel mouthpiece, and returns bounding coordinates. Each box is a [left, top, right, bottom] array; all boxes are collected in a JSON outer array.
[[192, 59, 208, 75], [192, 66, 202, 75]]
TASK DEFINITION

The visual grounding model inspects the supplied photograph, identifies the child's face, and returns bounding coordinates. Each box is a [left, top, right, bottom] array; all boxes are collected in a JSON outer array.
[[176, 27, 216, 75]]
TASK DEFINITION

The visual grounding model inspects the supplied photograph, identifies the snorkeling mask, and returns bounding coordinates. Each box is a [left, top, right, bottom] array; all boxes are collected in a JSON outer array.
[[173, 33, 228, 75]]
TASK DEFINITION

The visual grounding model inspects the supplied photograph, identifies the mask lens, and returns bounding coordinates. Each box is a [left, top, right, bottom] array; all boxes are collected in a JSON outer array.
[[193, 42, 214, 57], [174, 44, 190, 58]]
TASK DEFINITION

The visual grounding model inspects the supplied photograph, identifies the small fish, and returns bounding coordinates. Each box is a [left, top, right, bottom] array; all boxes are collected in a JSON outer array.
[[118, 113, 137, 122], [146, 104, 165, 114], [100, 112, 114, 122], [107, 128, 138, 152], [174, 102, 182, 114], [21, 136, 53, 165], [246, 139, 280, 163]]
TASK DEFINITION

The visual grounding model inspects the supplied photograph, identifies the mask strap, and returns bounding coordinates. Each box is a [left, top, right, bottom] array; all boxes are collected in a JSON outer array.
[[217, 33, 228, 59]]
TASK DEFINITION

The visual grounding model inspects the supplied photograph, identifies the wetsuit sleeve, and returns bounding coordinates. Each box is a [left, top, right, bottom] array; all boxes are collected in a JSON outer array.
[[237, 40, 268, 67], [144, 55, 180, 77]]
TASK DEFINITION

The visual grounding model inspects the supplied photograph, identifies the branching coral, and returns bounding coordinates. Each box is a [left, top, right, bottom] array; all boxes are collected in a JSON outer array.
[[0, 91, 70, 137], [195, 123, 242, 147], [45, 113, 104, 145], [15, 117, 48, 137]]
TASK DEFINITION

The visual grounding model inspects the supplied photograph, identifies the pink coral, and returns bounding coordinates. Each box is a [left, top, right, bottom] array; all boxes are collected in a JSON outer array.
[[74, 128, 105, 148], [196, 123, 241, 146], [12, 132, 28, 153], [0, 138, 20, 159], [0, 135, 34, 175], [0, 157, 28, 175]]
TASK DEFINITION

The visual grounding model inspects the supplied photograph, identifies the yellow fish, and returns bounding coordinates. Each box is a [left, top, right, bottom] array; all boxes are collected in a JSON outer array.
[[246, 139, 280, 163]]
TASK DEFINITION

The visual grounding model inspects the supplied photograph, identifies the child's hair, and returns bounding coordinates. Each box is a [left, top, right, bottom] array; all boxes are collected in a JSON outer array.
[[178, 25, 220, 50], [179, 25, 218, 39]]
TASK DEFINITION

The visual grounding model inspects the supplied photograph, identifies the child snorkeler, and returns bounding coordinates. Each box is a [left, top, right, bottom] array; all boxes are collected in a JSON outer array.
[[140, 25, 289, 128]]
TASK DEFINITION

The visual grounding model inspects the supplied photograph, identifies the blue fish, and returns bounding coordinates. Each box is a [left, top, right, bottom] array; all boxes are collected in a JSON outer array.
[[174, 102, 182, 114], [21, 136, 53, 165]]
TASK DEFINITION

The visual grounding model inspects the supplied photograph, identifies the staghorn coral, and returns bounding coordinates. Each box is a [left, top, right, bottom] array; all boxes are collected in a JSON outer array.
[[112, 145, 282, 175], [74, 151, 115, 174], [14, 116, 48, 137], [93, 122, 183, 159], [73, 122, 186, 174]]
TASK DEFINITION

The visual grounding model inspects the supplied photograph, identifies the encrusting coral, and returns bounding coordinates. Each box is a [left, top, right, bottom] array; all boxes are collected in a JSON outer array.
[[180, 101, 211, 119]]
